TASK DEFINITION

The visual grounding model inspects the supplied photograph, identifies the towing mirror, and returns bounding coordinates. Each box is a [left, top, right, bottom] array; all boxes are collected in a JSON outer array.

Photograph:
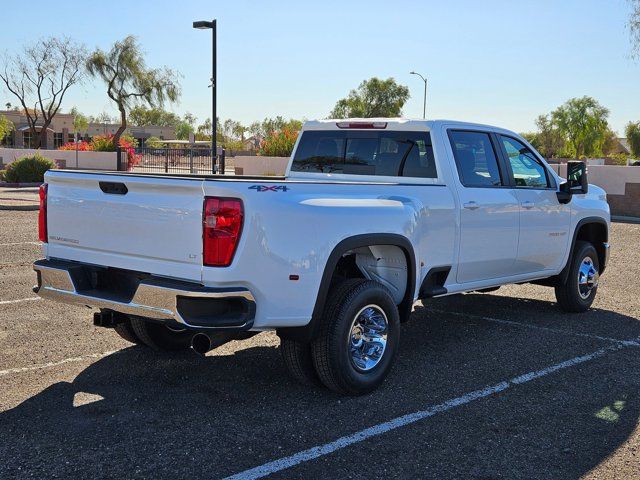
[[567, 161, 588, 194], [557, 161, 588, 204]]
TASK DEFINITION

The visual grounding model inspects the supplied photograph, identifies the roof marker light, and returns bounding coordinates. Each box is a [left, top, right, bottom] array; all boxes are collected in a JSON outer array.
[[336, 122, 387, 129]]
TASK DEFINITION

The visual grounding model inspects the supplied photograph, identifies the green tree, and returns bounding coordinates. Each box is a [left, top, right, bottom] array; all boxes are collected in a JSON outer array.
[[221, 119, 247, 142], [145, 136, 165, 148], [261, 116, 286, 136], [174, 112, 199, 140], [90, 112, 113, 124], [259, 117, 302, 137], [69, 107, 88, 136], [600, 129, 620, 157], [330, 77, 410, 118], [195, 117, 212, 141], [175, 121, 193, 140], [531, 114, 566, 158], [520, 131, 538, 147], [630, 0, 640, 58], [232, 122, 246, 141], [0, 114, 14, 143], [248, 121, 262, 138], [129, 106, 180, 127], [550, 96, 610, 158], [183, 112, 197, 128], [86, 35, 180, 145], [626, 121, 640, 158]]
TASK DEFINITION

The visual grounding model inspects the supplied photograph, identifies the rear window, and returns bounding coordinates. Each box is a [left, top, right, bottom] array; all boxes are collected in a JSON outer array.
[[291, 130, 437, 178]]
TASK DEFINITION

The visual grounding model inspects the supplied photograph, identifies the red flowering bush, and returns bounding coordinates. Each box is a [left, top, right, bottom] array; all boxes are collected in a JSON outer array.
[[58, 134, 141, 170], [258, 127, 299, 157], [58, 140, 92, 151]]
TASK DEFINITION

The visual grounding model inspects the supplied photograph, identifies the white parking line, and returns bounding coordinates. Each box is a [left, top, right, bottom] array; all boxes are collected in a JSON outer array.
[[0, 297, 41, 306], [0, 351, 116, 377], [223, 342, 628, 480], [431, 309, 640, 347], [0, 241, 40, 246]]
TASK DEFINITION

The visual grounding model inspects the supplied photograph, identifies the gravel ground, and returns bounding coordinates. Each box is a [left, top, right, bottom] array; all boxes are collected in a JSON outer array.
[[0, 210, 638, 479]]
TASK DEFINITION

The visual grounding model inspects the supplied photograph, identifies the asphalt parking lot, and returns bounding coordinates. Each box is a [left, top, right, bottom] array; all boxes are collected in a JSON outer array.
[[0, 210, 638, 479]]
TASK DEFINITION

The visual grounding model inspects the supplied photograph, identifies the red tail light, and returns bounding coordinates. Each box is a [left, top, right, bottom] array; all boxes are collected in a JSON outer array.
[[38, 183, 48, 243], [203, 197, 243, 267]]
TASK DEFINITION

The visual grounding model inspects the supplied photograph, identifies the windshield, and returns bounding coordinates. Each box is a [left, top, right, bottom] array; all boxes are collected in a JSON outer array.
[[291, 130, 437, 178]]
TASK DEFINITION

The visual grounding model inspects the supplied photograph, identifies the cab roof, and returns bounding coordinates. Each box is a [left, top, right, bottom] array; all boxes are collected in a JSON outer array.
[[301, 118, 518, 136]]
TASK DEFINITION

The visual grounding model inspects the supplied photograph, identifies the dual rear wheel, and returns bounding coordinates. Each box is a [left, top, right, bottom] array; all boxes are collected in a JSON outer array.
[[113, 316, 192, 351], [281, 279, 400, 395]]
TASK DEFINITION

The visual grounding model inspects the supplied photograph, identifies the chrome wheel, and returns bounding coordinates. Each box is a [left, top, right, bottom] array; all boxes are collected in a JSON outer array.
[[577, 256, 599, 300], [348, 304, 388, 372]]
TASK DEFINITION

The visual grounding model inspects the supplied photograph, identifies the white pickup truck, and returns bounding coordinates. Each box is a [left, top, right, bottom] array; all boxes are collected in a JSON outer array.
[[33, 119, 610, 395]]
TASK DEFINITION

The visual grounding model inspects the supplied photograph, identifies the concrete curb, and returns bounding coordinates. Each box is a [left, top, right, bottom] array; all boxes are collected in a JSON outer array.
[[612, 215, 640, 224], [0, 204, 39, 211], [0, 182, 43, 188]]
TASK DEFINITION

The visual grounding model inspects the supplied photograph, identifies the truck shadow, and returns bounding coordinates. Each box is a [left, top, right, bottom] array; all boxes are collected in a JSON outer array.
[[1, 294, 639, 479]]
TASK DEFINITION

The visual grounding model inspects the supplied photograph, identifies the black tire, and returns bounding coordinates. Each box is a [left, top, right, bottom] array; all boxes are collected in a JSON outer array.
[[113, 318, 140, 344], [129, 317, 193, 351], [280, 339, 320, 386], [555, 240, 600, 313], [312, 279, 400, 395]]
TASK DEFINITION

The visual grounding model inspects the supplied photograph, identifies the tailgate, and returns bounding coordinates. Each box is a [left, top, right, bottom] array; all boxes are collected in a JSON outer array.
[[44, 171, 205, 282]]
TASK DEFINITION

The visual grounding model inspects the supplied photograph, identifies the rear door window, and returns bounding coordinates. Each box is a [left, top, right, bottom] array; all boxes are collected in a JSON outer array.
[[291, 130, 437, 178], [448, 131, 503, 187]]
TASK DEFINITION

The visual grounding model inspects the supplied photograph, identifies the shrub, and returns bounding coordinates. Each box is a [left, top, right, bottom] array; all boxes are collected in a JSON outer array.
[[145, 136, 165, 148], [58, 140, 92, 151], [626, 121, 640, 158], [3, 153, 55, 183], [258, 127, 299, 157], [607, 153, 629, 165]]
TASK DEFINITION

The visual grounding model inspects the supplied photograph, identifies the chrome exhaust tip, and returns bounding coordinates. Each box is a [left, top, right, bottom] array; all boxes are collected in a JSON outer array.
[[191, 333, 213, 356]]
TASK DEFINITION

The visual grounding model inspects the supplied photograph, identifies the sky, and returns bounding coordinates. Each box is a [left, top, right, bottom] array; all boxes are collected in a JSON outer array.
[[1, 0, 638, 135]]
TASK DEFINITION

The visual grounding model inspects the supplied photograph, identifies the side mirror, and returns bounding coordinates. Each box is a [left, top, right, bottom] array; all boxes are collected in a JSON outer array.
[[567, 161, 588, 194], [557, 161, 588, 204]]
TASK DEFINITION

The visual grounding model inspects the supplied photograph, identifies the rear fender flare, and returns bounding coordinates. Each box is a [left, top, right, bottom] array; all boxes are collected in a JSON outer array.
[[277, 233, 416, 342]]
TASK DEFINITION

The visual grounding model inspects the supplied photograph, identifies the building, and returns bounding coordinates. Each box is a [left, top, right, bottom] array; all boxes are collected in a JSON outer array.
[[613, 138, 631, 156], [242, 135, 262, 151], [0, 109, 177, 148]]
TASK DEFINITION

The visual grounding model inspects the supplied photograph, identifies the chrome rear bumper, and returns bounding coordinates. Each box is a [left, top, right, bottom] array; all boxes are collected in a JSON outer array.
[[33, 259, 255, 330]]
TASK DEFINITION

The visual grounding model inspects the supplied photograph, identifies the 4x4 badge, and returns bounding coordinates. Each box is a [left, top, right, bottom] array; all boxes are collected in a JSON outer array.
[[249, 185, 289, 192]]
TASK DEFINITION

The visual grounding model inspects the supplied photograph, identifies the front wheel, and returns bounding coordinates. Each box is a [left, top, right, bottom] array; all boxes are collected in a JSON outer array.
[[312, 279, 400, 395], [555, 241, 600, 313]]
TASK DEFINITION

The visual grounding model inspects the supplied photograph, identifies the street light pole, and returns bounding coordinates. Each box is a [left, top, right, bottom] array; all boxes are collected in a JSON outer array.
[[193, 19, 218, 173], [409, 71, 427, 119]]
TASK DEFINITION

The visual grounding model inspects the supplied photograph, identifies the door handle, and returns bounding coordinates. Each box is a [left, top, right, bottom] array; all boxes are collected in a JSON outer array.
[[463, 201, 480, 210], [521, 201, 534, 209]]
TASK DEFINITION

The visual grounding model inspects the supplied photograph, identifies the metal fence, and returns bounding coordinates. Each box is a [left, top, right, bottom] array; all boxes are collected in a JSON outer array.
[[125, 147, 222, 174]]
